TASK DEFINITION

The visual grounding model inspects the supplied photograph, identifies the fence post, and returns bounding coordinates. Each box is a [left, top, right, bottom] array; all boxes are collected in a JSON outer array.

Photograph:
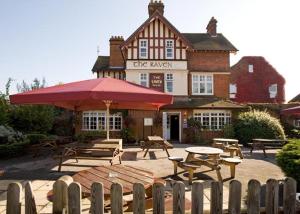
[[173, 181, 185, 214], [266, 179, 279, 214], [228, 180, 241, 214], [111, 183, 123, 214], [247, 179, 261, 214], [90, 182, 104, 214], [68, 182, 82, 214], [25, 182, 37, 214], [210, 181, 223, 214], [153, 182, 165, 214], [53, 175, 73, 214], [6, 182, 22, 214], [191, 181, 203, 214], [133, 183, 145, 214], [283, 177, 297, 214]]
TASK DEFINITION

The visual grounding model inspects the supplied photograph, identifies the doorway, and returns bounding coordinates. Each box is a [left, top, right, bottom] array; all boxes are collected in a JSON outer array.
[[170, 115, 180, 141]]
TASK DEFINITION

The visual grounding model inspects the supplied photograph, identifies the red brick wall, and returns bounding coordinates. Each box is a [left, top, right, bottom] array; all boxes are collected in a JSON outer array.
[[109, 37, 125, 67], [187, 51, 230, 71], [214, 74, 230, 99], [230, 56, 285, 104]]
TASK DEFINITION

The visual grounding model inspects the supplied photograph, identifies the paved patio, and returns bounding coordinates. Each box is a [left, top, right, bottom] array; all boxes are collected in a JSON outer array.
[[0, 144, 285, 213]]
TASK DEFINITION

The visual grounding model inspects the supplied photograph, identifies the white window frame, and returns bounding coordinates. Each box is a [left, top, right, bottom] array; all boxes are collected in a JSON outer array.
[[82, 111, 122, 131], [229, 84, 237, 98], [192, 74, 214, 95], [140, 73, 149, 87], [193, 111, 231, 131], [269, 84, 278, 98], [294, 119, 300, 128], [139, 39, 148, 59], [165, 39, 174, 59], [248, 64, 254, 73], [165, 73, 173, 93]]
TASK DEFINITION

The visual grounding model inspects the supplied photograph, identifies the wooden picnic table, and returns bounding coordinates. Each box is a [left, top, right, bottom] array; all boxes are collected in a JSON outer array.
[[250, 138, 289, 157], [72, 165, 157, 198], [185, 146, 224, 181], [212, 138, 244, 159], [143, 136, 173, 158], [56, 142, 123, 172]]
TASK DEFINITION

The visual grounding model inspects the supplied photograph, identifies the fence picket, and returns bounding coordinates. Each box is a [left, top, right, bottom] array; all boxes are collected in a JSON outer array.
[[228, 180, 241, 214], [90, 182, 104, 214], [173, 181, 185, 214], [247, 179, 261, 214], [25, 182, 37, 214], [133, 183, 145, 214], [68, 182, 82, 214], [53, 175, 73, 214], [6, 182, 22, 214], [210, 181, 223, 214], [283, 177, 297, 214], [153, 182, 165, 214], [191, 181, 203, 214], [111, 183, 123, 214], [266, 179, 279, 214]]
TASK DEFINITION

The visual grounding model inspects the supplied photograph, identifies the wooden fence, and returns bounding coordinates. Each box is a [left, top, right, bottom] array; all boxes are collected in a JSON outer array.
[[5, 176, 298, 214]]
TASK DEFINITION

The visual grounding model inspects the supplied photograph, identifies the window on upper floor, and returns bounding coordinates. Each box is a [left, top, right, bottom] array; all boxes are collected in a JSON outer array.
[[269, 84, 278, 98], [140, 73, 148, 87], [165, 73, 173, 93], [229, 84, 237, 98], [192, 74, 213, 95], [139, 40, 148, 59], [165, 40, 174, 59], [248, 64, 254, 73], [193, 111, 231, 131]]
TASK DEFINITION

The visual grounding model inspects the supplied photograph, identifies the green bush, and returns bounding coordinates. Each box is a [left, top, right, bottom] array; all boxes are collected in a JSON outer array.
[[223, 124, 235, 139], [26, 133, 48, 145], [234, 110, 285, 145], [0, 125, 24, 144], [276, 139, 300, 190], [0, 139, 30, 158], [0, 95, 9, 126], [120, 128, 136, 144], [185, 118, 204, 144], [75, 131, 106, 143]]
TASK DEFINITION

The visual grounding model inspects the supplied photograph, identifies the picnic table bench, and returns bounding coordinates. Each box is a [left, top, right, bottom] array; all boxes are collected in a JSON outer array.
[[55, 141, 123, 172], [142, 136, 173, 158], [212, 138, 244, 159], [249, 138, 289, 157]]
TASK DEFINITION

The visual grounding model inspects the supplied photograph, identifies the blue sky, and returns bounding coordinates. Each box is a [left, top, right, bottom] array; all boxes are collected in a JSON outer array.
[[1, 0, 299, 101]]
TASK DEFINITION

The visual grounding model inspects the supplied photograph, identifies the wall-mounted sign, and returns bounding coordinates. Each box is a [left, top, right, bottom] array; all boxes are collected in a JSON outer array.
[[126, 60, 187, 70], [144, 118, 153, 126], [149, 73, 164, 92]]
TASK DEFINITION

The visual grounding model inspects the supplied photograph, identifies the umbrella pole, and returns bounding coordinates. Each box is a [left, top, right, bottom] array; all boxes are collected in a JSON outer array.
[[104, 100, 112, 140]]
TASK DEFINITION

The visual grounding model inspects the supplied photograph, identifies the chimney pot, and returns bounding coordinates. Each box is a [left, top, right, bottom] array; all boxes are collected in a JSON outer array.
[[148, 0, 164, 17], [206, 17, 218, 37]]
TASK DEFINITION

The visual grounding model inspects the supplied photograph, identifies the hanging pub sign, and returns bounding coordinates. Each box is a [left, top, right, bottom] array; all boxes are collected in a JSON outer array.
[[149, 73, 164, 92]]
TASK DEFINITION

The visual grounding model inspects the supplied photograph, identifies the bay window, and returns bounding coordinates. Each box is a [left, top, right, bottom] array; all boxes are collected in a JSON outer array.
[[139, 39, 148, 59], [82, 111, 122, 131], [165, 73, 173, 93], [192, 74, 213, 95], [194, 111, 231, 130]]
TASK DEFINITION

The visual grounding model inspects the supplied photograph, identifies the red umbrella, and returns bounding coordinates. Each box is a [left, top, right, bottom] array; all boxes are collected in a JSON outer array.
[[10, 78, 173, 139], [281, 106, 300, 116]]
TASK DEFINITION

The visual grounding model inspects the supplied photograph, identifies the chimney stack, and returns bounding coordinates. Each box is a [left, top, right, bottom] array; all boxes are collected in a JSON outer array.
[[148, 0, 164, 17], [206, 17, 218, 37], [109, 36, 125, 67]]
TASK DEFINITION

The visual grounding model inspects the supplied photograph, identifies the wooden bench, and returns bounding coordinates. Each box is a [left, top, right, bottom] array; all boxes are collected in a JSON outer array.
[[220, 157, 242, 178], [249, 139, 289, 157]]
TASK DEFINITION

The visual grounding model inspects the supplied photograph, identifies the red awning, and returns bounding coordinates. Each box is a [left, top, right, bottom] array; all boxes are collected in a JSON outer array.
[[281, 106, 300, 116], [10, 78, 173, 111]]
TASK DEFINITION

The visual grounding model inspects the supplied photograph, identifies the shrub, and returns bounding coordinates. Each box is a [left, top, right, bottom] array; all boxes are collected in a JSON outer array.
[[234, 110, 285, 145], [223, 124, 235, 139], [0, 95, 9, 126], [0, 125, 24, 144], [0, 139, 30, 159], [75, 131, 106, 143], [276, 139, 300, 191], [185, 118, 204, 144], [120, 128, 136, 144], [26, 133, 48, 145]]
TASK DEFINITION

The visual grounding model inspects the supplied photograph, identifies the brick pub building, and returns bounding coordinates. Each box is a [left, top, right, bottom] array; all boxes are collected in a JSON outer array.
[[86, 0, 244, 143]]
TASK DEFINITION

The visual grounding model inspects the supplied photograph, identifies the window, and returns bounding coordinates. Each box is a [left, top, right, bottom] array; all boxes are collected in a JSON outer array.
[[269, 84, 278, 98], [294, 119, 300, 128], [139, 40, 148, 59], [192, 74, 213, 95], [229, 84, 237, 98], [165, 73, 173, 93], [82, 111, 122, 131], [193, 111, 231, 130], [248, 64, 254, 73], [140, 73, 148, 87], [165, 40, 174, 59]]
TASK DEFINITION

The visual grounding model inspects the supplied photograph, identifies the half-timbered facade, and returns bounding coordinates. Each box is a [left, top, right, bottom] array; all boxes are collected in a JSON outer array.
[[90, 0, 244, 143]]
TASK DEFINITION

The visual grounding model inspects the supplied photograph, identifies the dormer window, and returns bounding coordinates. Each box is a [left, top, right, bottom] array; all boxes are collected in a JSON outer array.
[[165, 40, 174, 59], [248, 64, 254, 73], [139, 40, 148, 59], [269, 84, 278, 98]]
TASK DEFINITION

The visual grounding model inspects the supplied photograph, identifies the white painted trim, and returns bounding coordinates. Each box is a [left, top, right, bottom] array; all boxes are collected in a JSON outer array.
[[162, 111, 182, 142]]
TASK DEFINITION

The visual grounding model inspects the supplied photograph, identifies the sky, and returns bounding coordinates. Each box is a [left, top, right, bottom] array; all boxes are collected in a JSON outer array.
[[0, 0, 300, 101]]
